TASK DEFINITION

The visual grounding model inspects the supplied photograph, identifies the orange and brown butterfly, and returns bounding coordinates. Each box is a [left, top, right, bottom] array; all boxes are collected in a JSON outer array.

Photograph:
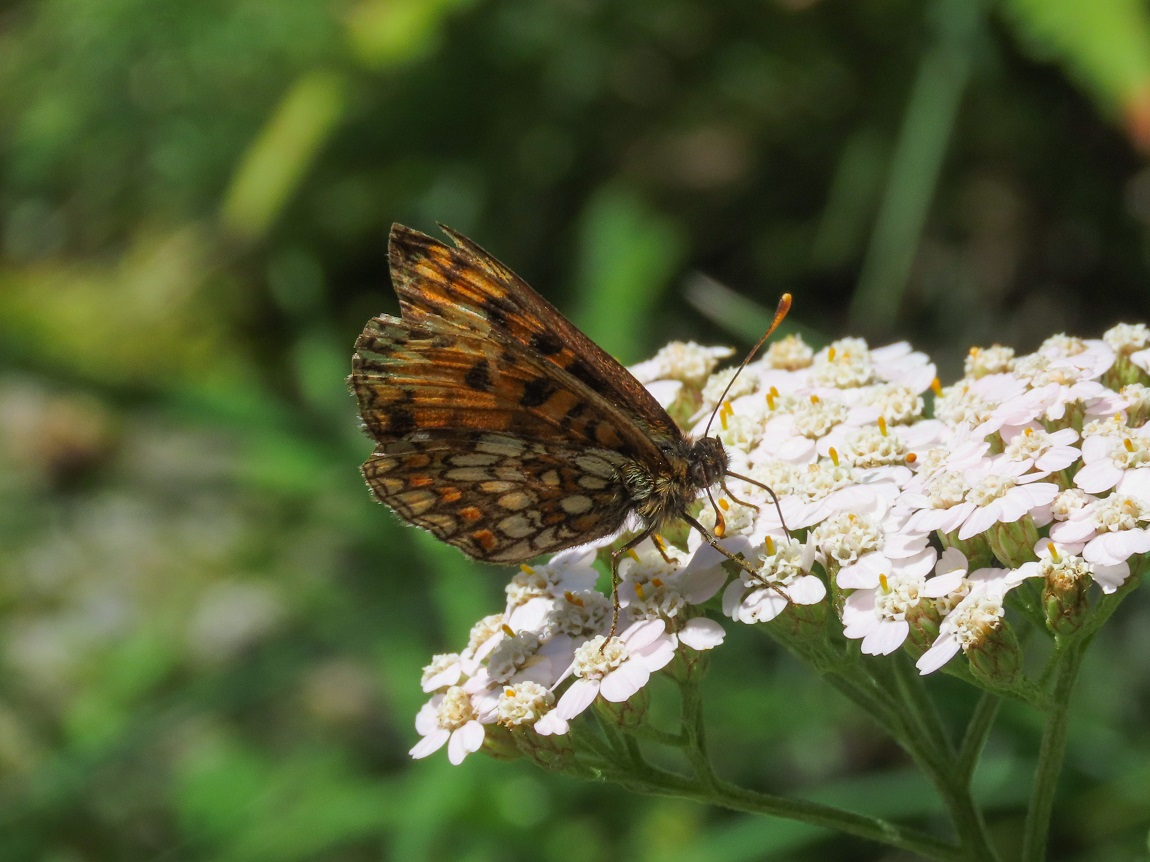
[[350, 224, 790, 627]]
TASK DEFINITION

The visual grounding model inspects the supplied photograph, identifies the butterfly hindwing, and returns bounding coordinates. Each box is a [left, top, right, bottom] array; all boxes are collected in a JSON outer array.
[[362, 431, 631, 562]]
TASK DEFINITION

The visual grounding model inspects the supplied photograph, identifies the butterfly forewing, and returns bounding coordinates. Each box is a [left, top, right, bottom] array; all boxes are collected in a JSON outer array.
[[387, 225, 680, 450]]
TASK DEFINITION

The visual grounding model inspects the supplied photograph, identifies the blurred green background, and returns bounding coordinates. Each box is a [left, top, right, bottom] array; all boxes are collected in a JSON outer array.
[[3, 0, 1150, 859]]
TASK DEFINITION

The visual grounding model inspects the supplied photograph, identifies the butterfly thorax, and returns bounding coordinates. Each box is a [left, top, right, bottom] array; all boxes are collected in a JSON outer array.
[[620, 435, 729, 529]]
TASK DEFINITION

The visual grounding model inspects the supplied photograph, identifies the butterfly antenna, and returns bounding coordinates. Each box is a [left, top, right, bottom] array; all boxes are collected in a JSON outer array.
[[703, 294, 792, 438], [700, 293, 792, 538], [723, 471, 791, 537]]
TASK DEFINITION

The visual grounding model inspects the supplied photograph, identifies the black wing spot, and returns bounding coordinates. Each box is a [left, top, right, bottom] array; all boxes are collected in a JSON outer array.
[[520, 376, 558, 407], [565, 358, 603, 392], [387, 407, 417, 436], [530, 331, 564, 356], [558, 399, 588, 432], [464, 359, 493, 392], [481, 296, 509, 327]]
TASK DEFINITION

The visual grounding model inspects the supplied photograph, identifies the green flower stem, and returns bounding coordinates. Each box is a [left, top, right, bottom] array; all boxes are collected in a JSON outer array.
[[568, 666, 972, 860], [623, 723, 686, 747], [678, 675, 718, 788], [1021, 638, 1085, 862], [891, 652, 955, 760], [774, 634, 904, 731], [857, 658, 999, 860], [957, 692, 1001, 785], [1078, 571, 1142, 642], [597, 759, 968, 862]]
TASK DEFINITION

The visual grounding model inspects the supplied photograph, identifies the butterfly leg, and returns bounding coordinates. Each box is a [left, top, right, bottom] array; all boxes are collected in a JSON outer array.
[[681, 511, 795, 605], [651, 533, 677, 565], [607, 527, 657, 639], [679, 512, 758, 577]]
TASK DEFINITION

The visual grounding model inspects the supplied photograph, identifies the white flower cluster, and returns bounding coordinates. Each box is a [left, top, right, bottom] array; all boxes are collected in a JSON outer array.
[[413, 330, 1150, 763]]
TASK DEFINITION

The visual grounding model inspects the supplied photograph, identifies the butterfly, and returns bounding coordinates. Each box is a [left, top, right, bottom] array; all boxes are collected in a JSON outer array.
[[350, 224, 790, 629]]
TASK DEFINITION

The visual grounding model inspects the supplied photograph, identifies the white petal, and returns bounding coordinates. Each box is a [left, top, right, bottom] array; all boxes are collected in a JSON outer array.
[[447, 721, 485, 765], [936, 546, 968, 577], [916, 636, 961, 674], [1080, 434, 1116, 461], [679, 617, 726, 650], [635, 636, 677, 671], [900, 546, 940, 578], [645, 379, 683, 408], [923, 570, 965, 598], [1117, 468, 1150, 500], [556, 679, 600, 719], [841, 591, 880, 638], [621, 618, 667, 650], [1092, 561, 1131, 593], [1049, 517, 1097, 544], [722, 579, 748, 617], [862, 620, 909, 655], [746, 589, 789, 622], [409, 728, 449, 759], [1084, 529, 1150, 566], [788, 574, 827, 605], [414, 700, 441, 735], [958, 507, 997, 540], [534, 711, 570, 736], [837, 552, 887, 589], [1074, 460, 1121, 494], [600, 662, 650, 702]]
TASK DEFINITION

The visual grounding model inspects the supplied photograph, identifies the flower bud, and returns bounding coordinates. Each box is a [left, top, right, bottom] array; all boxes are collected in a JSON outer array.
[[513, 727, 576, 770], [966, 622, 1022, 689], [595, 684, 649, 728], [986, 517, 1040, 569]]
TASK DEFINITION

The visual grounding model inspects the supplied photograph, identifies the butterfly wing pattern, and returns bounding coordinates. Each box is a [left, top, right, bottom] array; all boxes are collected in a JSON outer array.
[[351, 224, 732, 575]]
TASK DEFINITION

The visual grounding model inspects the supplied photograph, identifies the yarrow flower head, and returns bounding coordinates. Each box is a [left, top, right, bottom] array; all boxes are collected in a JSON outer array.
[[405, 317, 1150, 764]]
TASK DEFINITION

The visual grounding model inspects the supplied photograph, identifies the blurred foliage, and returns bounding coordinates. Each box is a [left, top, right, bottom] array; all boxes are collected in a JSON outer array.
[[2, 0, 1150, 859]]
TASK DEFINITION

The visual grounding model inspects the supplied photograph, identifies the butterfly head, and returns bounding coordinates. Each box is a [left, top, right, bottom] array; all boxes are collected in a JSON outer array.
[[688, 435, 729, 490]]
